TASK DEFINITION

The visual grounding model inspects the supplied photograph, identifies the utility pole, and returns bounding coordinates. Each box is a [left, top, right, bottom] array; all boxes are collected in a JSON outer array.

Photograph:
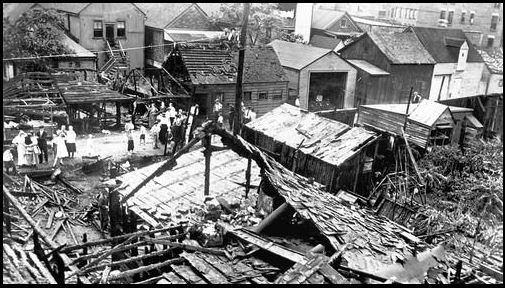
[[233, 3, 251, 136]]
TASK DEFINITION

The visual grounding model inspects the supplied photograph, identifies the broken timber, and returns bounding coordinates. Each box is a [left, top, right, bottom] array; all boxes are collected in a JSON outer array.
[[2, 185, 91, 284], [229, 228, 307, 264]]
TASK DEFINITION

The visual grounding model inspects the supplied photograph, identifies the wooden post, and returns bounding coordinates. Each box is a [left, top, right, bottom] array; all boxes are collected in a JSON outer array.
[[233, 3, 251, 135], [116, 102, 121, 128], [352, 154, 362, 194], [203, 134, 212, 196], [245, 158, 252, 198], [404, 86, 414, 130]]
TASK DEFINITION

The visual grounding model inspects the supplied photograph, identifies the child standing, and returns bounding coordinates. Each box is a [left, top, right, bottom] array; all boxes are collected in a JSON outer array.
[[3, 147, 17, 175], [140, 125, 146, 145], [127, 130, 134, 155]]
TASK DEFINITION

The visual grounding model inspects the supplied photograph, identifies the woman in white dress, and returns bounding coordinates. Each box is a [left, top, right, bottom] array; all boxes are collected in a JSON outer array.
[[53, 132, 68, 168], [12, 130, 28, 167], [24, 132, 40, 167]]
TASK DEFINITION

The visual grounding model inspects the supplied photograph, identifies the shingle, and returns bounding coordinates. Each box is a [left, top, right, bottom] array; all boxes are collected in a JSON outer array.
[[410, 26, 484, 63], [179, 46, 288, 85], [476, 47, 503, 74], [368, 31, 435, 64]]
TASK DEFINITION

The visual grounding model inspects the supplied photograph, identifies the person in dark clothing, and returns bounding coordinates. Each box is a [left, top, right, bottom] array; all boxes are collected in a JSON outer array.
[[36, 126, 49, 163], [159, 123, 169, 146], [228, 104, 235, 131], [171, 114, 183, 153]]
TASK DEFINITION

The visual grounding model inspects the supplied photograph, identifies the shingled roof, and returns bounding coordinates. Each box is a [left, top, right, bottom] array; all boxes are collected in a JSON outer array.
[[368, 31, 436, 64], [246, 104, 377, 167], [179, 46, 288, 85], [477, 47, 503, 74], [309, 34, 341, 50], [408, 26, 484, 63]]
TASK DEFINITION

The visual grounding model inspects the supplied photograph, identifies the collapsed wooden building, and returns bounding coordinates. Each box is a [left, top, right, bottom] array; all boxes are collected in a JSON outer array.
[[242, 103, 378, 197], [357, 99, 484, 150]]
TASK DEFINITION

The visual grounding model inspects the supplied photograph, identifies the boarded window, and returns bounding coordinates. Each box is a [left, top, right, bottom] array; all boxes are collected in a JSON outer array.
[[271, 90, 282, 100], [258, 91, 268, 100], [93, 20, 103, 38], [490, 16, 498, 31], [117, 21, 126, 37], [243, 91, 252, 101]]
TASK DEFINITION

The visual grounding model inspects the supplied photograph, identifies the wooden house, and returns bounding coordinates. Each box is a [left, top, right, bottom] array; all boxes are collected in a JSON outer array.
[[476, 47, 503, 95], [406, 27, 486, 101], [357, 99, 456, 150], [268, 40, 357, 112], [164, 44, 289, 117], [242, 103, 378, 197], [339, 30, 436, 106], [139, 3, 223, 70]]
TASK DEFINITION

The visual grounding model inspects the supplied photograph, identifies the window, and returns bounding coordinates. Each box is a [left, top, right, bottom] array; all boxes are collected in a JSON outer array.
[[258, 91, 268, 100], [400, 8, 403, 18], [404, 8, 408, 18], [243, 91, 252, 101], [490, 15, 498, 31], [440, 10, 446, 20], [378, 10, 386, 18], [391, 8, 395, 18], [470, 12, 475, 25], [215, 92, 224, 103], [413, 9, 417, 20], [487, 36, 495, 47], [74, 61, 81, 68], [499, 79, 503, 87], [495, 3, 501, 8], [93, 20, 103, 38], [461, 12, 466, 24], [448, 11, 454, 25], [271, 90, 282, 100], [340, 19, 347, 28], [117, 21, 126, 37]]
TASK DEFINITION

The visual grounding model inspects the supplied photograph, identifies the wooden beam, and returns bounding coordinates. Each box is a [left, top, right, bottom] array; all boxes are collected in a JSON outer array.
[[106, 258, 184, 281], [2, 185, 90, 284], [203, 134, 212, 196], [400, 128, 425, 186]]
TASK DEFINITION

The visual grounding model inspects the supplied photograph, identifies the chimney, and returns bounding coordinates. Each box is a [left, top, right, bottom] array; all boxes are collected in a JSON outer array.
[[294, 3, 313, 43]]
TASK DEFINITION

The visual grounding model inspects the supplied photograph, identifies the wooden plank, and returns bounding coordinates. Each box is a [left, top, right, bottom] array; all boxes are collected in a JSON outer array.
[[162, 272, 187, 284], [171, 264, 207, 284], [181, 252, 229, 284], [45, 210, 55, 229]]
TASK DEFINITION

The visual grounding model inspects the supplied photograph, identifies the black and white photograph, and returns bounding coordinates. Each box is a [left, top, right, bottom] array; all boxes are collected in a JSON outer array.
[[2, 2, 503, 284]]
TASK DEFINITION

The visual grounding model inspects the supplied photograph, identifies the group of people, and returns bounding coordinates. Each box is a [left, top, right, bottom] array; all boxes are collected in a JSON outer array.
[[126, 101, 200, 156], [3, 125, 78, 174], [215, 100, 257, 131]]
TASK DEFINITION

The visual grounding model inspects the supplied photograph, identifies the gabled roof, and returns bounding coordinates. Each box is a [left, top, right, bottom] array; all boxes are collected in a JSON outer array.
[[309, 34, 341, 50], [312, 8, 362, 32], [476, 47, 503, 74], [137, 3, 212, 30], [246, 103, 377, 167], [268, 40, 333, 70], [408, 26, 484, 63], [367, 31, 436, 64], [178, 46, 288, 85]]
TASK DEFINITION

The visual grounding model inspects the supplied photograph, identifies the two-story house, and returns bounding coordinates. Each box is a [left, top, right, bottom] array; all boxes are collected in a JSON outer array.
[[406, 26, 486, 100]]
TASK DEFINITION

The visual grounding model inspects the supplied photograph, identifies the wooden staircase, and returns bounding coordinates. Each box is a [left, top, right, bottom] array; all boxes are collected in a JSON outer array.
[[100, 40, 130, 80]]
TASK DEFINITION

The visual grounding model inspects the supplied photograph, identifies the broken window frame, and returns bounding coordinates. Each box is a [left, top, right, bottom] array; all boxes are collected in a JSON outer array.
[[117, 21, 126, 38], [93, 20, 103, 38], [258, 91, 268, 101]]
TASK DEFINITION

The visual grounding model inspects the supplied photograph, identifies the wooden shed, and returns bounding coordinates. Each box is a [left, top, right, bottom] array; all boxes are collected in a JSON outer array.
[[242, 104, 378, 197], [357, 99, 456, 150]]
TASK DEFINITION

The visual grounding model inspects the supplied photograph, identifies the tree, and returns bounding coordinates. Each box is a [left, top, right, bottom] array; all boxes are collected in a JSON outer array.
[[211, 3, 284, 46], [3, 8, 72, 70]]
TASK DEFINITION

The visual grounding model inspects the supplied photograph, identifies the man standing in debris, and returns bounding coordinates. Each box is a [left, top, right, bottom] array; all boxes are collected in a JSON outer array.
[[36, 126, 49, 164], [97, 188, 109, 232], [213, 99, 223, 121], [228, 103, 235, 131], [150, 120, 161, 149], [3, 147, 17, 175], [66, 125, 77, 158]]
